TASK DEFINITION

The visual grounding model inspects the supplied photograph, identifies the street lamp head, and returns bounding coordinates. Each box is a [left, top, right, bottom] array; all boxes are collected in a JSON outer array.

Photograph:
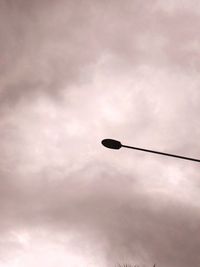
[[101, 139, 122, 150], [101, 138, 200, 163]]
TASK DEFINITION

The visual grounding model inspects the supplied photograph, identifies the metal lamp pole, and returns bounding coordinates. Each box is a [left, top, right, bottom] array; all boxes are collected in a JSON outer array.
[[101, 139, 200, 163]]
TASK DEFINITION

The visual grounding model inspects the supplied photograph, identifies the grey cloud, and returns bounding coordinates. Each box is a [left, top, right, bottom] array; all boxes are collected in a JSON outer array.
[[2, 0, 194, 105], [1, 159, 200, 266], [1, 1, 200, 266]]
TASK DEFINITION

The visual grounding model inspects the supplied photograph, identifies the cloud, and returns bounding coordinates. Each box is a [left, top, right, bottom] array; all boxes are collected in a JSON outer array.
[[0, 0, 200, 266]]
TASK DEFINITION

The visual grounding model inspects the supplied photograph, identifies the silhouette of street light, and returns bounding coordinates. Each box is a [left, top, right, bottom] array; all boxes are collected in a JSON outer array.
[[101, 138, 200, 163]]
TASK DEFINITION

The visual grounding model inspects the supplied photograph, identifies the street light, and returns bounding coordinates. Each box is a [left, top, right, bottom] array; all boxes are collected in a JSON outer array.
[[101, 138, 200, 163]]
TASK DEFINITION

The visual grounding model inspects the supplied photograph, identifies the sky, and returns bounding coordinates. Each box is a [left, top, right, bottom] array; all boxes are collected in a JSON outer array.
[[0, 0, 200, 266]]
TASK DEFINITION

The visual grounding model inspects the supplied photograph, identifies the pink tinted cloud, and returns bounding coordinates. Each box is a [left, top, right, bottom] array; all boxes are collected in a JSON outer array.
[[0, 1, 200, 266]]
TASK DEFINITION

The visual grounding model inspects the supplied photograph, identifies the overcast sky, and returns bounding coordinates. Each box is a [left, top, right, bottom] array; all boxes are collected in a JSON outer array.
[[1, 0, 200, 266]]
